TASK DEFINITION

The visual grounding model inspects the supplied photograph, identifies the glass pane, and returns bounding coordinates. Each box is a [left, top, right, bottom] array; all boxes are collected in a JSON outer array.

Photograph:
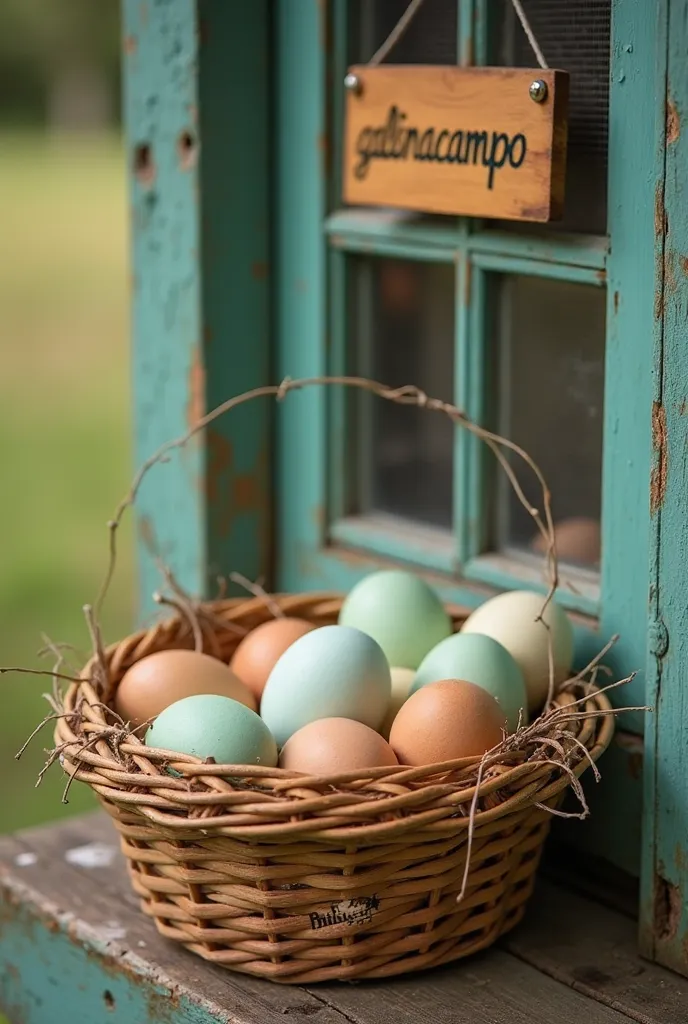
[[351, 0, 458, 65], [492, 275, 605, 570], [495, 0, 611, 234], [348, 256, 455, 529]]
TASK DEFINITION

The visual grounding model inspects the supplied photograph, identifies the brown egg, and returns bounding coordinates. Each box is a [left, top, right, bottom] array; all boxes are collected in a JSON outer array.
[[389, 679, 505, 766], [531, 517, 601, 567], [115, 649, 256, 727], [230, 617, 316, 702], [279, 717, 398, 774]]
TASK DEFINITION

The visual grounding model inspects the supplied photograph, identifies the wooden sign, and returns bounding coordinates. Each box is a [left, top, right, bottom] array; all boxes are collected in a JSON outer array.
[[343, 66, 569, 222]]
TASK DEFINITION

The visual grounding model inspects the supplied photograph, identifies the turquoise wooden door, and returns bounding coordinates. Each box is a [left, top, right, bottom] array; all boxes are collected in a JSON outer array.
[[125, 0, 688, 976]]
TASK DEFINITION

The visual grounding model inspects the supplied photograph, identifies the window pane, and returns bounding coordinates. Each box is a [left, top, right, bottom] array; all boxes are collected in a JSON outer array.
[[349, 257, 455, 529], [492, 275, 605, 570], [495, 0, 611, 234], [351, 0, 458, 65]]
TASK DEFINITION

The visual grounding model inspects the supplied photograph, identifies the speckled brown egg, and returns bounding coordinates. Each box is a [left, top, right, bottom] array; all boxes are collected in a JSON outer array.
[[279, 717, 398, 774], [389, 679, 505, 766], [230, 617, 317, 703], [115, 649, 256, 728]]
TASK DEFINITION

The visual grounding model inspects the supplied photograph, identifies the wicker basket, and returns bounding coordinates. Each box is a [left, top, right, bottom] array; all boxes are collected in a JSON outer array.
[[55, 591, 613, 984]]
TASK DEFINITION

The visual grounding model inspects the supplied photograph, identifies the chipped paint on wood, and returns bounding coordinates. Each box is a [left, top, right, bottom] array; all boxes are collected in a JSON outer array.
[[654, 872, 681, 942], [650, 402, 668, 514], [186, 344, 205, 430], [128, 0, 270, 619], [0, 874, 227, 1023], [667, 99, 681, 144], [642, 0, 688, 980], [126, 0, 205, 618]]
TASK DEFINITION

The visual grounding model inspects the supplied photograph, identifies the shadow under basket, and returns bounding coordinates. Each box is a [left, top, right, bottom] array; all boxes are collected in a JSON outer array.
[[56, 592, 613, 984]]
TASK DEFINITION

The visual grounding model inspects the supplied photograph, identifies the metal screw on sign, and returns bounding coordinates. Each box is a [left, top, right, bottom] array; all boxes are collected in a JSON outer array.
[[344, 72, 362, 95], [529, 79, 548, 103]]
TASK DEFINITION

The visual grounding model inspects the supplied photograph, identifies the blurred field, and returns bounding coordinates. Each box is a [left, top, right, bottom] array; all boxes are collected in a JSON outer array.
[[0, 131, 134, 832]]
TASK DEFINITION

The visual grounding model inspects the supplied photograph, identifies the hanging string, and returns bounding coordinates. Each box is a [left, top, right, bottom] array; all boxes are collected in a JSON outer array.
[[367, 0, 548, 71], [510, 0, 549, 69], [368, 0, 426, 67]]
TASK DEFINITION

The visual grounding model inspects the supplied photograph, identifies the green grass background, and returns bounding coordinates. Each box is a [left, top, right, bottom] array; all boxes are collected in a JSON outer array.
[[0, 131, 134, 833]]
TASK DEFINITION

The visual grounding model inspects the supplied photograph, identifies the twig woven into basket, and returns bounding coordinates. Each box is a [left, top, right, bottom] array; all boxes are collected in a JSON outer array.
[[55, 592, 613, 984]]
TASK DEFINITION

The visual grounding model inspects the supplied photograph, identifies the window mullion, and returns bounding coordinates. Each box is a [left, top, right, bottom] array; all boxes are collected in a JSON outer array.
[[455, 255, 487, 568]]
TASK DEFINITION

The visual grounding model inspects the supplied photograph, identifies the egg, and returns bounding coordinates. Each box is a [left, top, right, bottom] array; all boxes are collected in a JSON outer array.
[[338, 570, 452, 669], [260, 625, 391, 747], [531, 517, 601, 567], [389, 679, 505, 766], [411, 633, 527, 732], [146, 693, 278, 766], [230, 617, 317, 702], [379, 667, 416, 739], [460, 590, 574, 713], [279, 718, 398, 774], [115, 649, 256, 727]]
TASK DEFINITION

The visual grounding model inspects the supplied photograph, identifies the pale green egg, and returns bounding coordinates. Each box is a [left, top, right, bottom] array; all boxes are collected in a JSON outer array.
[[260, 625, 391, 748], [411, 632, 528, 732], [338, 570, 452, 669], [146, 694, 278, 766]]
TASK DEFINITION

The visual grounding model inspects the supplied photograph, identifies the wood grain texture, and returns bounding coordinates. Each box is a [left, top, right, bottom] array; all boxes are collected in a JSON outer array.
[[505, 878, 688, 1024], [0, 813, 659, 1024], [343, 66, 568, 222]]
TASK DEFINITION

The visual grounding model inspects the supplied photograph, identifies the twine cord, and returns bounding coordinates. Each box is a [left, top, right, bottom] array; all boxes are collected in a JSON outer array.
[[368, 0, 426, 66], [367, 0, 548, 70], [510, 0, 548, 69]]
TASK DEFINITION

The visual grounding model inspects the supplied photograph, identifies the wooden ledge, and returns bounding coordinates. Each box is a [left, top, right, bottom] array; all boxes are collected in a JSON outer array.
[[0, 813, 685, 1023]]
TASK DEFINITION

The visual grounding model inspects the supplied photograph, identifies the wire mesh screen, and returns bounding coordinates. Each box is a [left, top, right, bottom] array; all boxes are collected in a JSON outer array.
[[352, 0, 458, 66], [497, 0, 611, 233]]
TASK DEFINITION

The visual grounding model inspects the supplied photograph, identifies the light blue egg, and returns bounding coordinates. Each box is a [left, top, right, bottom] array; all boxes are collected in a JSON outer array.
[[411, 633, 528, 732], [260, 625, 391, 747], [338, 570, 452, 669], [146, 694, 278, 766]]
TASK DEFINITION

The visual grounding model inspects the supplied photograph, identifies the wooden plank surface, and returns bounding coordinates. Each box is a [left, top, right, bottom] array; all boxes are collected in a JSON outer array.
[[1, 813, 683, 1024], [343, 66, 568, 221]]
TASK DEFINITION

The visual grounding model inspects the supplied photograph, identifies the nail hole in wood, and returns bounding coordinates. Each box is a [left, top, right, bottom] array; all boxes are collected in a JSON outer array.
[[103, 989, 115, 1010], [177, 130, 197, 171], [133, 143, 155, 186]]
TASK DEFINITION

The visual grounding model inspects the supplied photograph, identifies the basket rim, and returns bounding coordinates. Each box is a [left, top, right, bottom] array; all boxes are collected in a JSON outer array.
[[52, 592, 616, 839]]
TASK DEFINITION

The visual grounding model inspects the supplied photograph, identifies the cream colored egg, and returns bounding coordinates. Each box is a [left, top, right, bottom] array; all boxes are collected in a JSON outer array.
[[379, 667, 415, 739], [460, 590, 574, 713]]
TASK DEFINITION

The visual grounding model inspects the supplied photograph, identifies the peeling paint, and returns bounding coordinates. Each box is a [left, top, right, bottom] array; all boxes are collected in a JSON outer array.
[[680, 255, 688, 277], [65, 843, 117, 870], [650, 401, 668, 514], [14, 853, 38, 868], [186, 345, 205, 429], [655, 871, 681, 941], [655, 183, 668, 240], [667, 99, 681, 144]]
